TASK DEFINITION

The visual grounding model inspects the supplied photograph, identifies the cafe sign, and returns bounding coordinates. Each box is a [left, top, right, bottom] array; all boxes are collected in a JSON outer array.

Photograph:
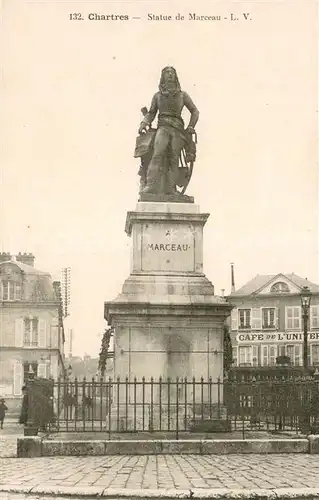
[[236, 331, 319, 343]]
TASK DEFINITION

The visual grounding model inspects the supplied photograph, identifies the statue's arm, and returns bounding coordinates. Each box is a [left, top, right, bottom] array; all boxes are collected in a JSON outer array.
[[183, 92, 199, 131], [139, 94, 158, 133]]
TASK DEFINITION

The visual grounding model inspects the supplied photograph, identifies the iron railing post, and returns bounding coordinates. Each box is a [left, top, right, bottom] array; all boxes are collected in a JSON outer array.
[[176, 377, 179, 440], [24, 372, 38, 436], [184, 377, 188, 431]]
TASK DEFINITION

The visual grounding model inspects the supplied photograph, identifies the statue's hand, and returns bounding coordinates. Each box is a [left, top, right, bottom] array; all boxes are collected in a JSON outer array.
[[138, 123, 147, 135], [186, 126, 195, 135]]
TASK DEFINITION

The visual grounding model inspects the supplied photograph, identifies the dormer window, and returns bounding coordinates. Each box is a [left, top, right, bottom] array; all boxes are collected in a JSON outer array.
[[270, 282, 290, 293], [1, 280, 21, 300]]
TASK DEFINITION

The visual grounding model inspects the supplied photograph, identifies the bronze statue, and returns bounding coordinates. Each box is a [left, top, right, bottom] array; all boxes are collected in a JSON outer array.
[[134, 67, 199, 199]]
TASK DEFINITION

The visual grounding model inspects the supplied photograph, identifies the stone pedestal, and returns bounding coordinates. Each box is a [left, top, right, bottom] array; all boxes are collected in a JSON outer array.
[[105, 202, 231, 394]]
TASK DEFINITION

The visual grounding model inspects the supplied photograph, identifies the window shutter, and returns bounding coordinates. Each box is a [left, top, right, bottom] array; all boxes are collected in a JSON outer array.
[[38, 319, 47, 348], [37, 362, 47, 379], [262, 345, 268, 366], [296, 306, 302, 330], [251, 308, 262, 329], [252, 345, 259, 366], [275, 307, 280, 329], [311, 305, 319, 329], [286, 306, 292, 329], [50, 320, 59, 348], [231, 309, 238, 331], [13, 362, 23, 396], [15, 318, 24, 347]]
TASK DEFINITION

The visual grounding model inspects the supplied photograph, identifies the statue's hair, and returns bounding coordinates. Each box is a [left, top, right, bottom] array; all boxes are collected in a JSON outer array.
[[159, 66, 181, 95]]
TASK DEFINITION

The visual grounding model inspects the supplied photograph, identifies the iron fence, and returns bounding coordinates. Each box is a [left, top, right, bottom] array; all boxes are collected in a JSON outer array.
[[21, 375, 319, 437], [24, 375, 318, 438]]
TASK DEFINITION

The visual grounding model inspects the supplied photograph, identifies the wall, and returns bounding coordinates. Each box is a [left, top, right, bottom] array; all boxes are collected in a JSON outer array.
[[0, 304, 61, 349]]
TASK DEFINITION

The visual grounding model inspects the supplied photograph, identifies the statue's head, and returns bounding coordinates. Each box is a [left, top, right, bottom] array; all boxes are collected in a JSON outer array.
[[159, 66, 181, 94]]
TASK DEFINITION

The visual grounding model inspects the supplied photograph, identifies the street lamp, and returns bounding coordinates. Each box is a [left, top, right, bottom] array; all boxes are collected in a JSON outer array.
[[300, 286, 312, 369], [27, 364, 35, 381]]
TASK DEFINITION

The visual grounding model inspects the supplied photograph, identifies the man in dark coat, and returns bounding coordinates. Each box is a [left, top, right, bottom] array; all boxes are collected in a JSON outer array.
[[0, 398, 8, 429], [19, 386, 28, 425]]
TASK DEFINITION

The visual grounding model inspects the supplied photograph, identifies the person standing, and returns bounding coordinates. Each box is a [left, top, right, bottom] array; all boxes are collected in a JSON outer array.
[[0, 398, 8, 429], [19, 386, 28, 425]]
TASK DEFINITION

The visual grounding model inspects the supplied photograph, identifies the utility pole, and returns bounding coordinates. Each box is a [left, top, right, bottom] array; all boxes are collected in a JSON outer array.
[[61, 267, 71, 318]]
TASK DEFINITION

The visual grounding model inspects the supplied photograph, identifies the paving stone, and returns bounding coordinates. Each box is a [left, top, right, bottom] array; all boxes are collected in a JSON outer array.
[[1, 454, 319, 495]]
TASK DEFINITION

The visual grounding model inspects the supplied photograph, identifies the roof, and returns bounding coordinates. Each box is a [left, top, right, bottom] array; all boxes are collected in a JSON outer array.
[[0, 259, 57, 301], [230, 273, 319, 296], [0, 260, 48, 276]]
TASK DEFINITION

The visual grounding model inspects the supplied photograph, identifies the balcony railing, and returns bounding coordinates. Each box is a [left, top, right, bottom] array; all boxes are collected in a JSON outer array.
[[238, 324, 251, 330]]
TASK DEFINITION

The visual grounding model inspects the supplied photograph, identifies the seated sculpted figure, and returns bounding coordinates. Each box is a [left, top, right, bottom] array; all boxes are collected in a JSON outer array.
[[135, 67, 199, 196]]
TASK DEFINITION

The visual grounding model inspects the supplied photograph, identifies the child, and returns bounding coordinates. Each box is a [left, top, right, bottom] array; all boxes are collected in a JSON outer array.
[[0, 398, 8, 429]]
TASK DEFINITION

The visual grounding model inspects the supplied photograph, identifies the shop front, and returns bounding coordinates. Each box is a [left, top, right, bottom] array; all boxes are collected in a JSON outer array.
[[232, 330, 319, 367]]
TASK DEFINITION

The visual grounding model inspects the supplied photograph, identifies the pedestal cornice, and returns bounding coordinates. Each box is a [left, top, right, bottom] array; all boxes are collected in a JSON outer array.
[[105, 299, 232, 324], [125, 211, 210, 236]]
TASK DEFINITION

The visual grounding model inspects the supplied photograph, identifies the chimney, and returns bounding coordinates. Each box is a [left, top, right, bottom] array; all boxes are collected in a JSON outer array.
[[0, 252, 12, 263], [220, 289, 225, 297], [16, 252, 35, 267], [231, 262, 236, 293]]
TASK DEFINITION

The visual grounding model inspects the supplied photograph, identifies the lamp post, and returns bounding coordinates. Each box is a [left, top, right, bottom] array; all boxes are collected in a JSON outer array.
[[300, 286, 312, 370], [24, 365, 37, 436]]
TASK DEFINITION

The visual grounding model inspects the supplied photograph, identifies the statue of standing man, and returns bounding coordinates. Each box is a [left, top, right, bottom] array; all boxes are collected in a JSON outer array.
[[134, 67, 199, 200]]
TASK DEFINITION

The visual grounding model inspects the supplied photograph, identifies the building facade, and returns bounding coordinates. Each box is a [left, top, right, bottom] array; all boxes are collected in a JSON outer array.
[[0, 252, 65, 413], [227, 273, 319, 367]]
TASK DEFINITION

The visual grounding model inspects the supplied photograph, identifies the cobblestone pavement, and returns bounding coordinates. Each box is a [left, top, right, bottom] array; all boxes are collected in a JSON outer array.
[[1, 455, 319, 492], [0, 422, 23, 458]]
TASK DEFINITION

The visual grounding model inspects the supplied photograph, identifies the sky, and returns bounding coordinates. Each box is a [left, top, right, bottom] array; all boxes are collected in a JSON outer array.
[[1, 0, 318, 357]]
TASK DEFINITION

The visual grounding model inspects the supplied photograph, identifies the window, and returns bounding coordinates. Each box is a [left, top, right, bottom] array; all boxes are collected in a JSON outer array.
[[238, 346, 252, 366], [238, 309, 251, 329], [311, 306, 319, 329], [262, 308, 276, 329], [1, 280, 21, 300], [24, 317, 39, 346], [286, 306, 301, 330], [262, 345, 277, 366], [237, 346, 259, 366], [286, 345, 302, 366], [278, 345, 286, 357], [270, 282, 290, 293], [23, 362, 38, 382], [311, 345, 319, 365]]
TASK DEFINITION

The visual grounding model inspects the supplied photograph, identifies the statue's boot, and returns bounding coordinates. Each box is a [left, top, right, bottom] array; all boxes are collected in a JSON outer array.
[[141, 185, 157, 194]]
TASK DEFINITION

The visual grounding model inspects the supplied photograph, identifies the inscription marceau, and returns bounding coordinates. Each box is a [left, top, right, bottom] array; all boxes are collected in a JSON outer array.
[[147, 243, 190, 251]]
